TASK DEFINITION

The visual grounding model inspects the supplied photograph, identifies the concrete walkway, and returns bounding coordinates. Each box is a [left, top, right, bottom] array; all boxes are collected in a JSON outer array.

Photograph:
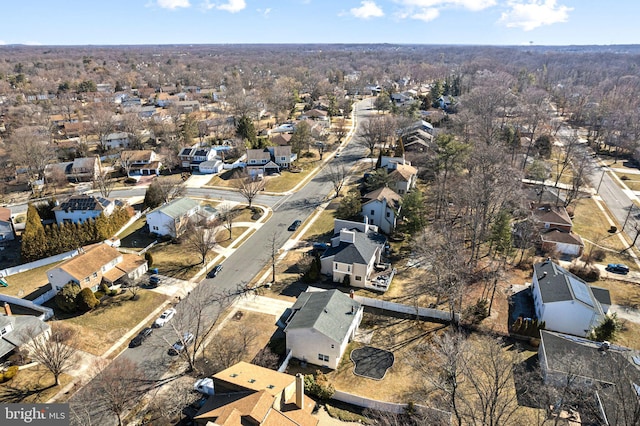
[[233, 294, 294, 317]]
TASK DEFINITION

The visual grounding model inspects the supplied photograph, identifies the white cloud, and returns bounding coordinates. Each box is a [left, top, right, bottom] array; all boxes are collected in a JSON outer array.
[[24, 41, 42, 46], [217, 0, 246, 13], [0, 40, 6, 45], [157, 0, 191, 9], [350, 1, 384, 19], [499, 0, 572, 31], [257, 8, 272, 17], [394, 0, 495, 22]]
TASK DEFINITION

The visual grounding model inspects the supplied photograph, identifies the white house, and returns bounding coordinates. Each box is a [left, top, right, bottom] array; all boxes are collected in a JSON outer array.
[[0, 207, 15, 242], [102, 132, 131, 150], [531, 259, 611, 337], [120, 150, 161, 176], [388, 163, 418, 195], [198, 159, 224, 174], [53, 195, 116, 225], [320, 219, 386, 287], [284, 289, 363, 369], [0, 307, 51, 360], [268, 146, 297, 169], [361, 187, 402, 235], [47, 243, 147, 292], [146, 197, 200, 238], [178, 146, 217, 170]]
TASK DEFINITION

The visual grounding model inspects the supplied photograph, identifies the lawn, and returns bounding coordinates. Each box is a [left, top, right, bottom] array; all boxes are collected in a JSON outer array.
[[2, 261, 64, 299], [232, 206, 259, 223], [148, 241, 204, 280], [55, 290, 168, 356], [118, 217, 157, 250], [301, 203, 337, 242], [216, 226, 249, 248], [0, 365, 73, 403]]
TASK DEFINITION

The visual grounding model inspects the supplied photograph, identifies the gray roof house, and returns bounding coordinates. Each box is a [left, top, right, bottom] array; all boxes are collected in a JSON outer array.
[[0, 305, 51, 360], [320, 219, 386, 288], [531, 259, 611, 337], [146, 197, 200, 238], [53, 195, 116, 225], [284, 289, 363, 369], [539, 330, 640, 425]]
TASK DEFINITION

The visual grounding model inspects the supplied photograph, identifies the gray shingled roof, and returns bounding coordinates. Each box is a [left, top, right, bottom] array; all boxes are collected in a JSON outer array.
[[533, 260, 607, 313], [322, 229, 386, 265], [151, 197, 199, 219], [285, 290, 360, 344], [53, 195, 113, 212], [0, 316, 50, 358]]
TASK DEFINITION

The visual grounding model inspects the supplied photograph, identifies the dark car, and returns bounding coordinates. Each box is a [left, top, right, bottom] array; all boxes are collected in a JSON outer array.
[[606, 263, 629, 274], [207, 265, 223, 278], [129, 327, 153, 348], [148, 274, 162, 287], [288, 220, 302, 231]]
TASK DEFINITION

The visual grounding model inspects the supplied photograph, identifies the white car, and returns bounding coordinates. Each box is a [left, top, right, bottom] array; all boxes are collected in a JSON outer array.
[[154, 308, 176, 327]]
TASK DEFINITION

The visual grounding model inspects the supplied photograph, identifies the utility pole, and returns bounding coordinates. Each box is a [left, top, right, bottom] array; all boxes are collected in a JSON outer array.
[[597, 167, 607, 193], [622, 204, 634, 231]]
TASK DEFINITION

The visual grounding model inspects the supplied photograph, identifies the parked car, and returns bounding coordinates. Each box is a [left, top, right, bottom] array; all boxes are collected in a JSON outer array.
[[129, 327, 153, 348], [149, 274, 162, 287], [288, 220, 302, 231], [194, 377, 215, 396], [168, 332, 194, 355], [154, 308, 177, 327], [606, 263, 629, 274], [207, 265, 223, 278]]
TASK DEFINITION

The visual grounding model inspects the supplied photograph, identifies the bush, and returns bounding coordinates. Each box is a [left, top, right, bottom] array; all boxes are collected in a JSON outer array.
[[145, 252, 154, 267], [465, 299, 489, 324], [342, 275, 351, 287], [77, 287, 100, 311], [0, 366, 19, 383], [124, 177, 138, 184], [94, 291, 105, 300], [99, 282, 110, 294], [569, 265, 600, 282], [55, 283, 81, 313], [108, 289, 118, 296], [304, 371, 335, 400], [592, 249, 607, 262]]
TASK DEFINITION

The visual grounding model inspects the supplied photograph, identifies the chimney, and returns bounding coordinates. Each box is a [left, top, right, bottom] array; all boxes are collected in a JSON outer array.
[[295, 373, 305, 409], [350, 290, 354, 299], [4, 302, 12, 316]]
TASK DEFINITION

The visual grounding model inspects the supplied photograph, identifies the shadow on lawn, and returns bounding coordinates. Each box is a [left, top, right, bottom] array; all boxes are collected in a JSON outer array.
[[0, 381, 56, 403]]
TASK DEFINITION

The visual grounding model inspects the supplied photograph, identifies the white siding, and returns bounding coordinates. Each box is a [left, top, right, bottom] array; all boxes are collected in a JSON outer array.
[[286, 329, 342, 369]]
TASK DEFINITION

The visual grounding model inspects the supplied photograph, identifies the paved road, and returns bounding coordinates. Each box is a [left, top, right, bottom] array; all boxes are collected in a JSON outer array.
[[69, 99, 375, 425]]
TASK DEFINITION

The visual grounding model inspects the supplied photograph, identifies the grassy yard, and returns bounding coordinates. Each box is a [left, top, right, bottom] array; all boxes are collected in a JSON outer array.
[[148, 241, 204, 280], [55, 290, 168, 356], [232, 206, 259, 223], [216, 226, 249, 248], [0, 365, 73, 403], [2, 261, 64, 299], [301, 203, 338, 242], [118, 217, 157, 250]]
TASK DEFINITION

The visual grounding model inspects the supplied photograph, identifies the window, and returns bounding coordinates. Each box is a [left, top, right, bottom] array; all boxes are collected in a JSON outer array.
[[399, 189, 405, 194], [84, 277, 90, 283], [355, 276, 362, 281], [331, 344, 335, 349], [153, 226, 159, 231], [92, 272, 98, 278], [386, 212, 391, 217], [318, 354, 329, 362], [370, 209, 375, 215], [347, 265, 351, 272]]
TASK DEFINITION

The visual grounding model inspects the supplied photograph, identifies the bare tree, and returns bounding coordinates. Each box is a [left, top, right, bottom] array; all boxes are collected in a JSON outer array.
[[217, 203, 239, 240], [327, 164, 348, 198], [156, 176, 186, 204], [234, 170, 264, 208], [80, 358, 147, 426], [92, 170, 116, 198], [358, 115, 397, 157], [181, 220, 218, 265], [8, 126, 56, 182], [333, 117, 349, 143], [203, 324, 256, 373], [268, 232, 278, 285], [147, 378, 199, 424], [22, 323, 77, 387]]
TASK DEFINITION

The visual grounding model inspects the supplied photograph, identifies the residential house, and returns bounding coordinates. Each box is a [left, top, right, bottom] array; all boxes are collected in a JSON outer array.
[[301, 108, 329, 121], [146, 197, 200, 238], [63, 122, 84, 138], [198, 159, 224, 174], [49, 113, 79, 128], [268, 146, 297, 169], [271, 133, 293, 146], [361, 187, 402, 235], [0, 304, 51, 360], [320, 219, 386, 287], [46, 243, 148, 292], [531, 259, 611, 337], [53, 195, 116, 225], [246, 148, 281, 177], [388, 163, 418, 195], [102, 132, 131, 150], [120, 150, 161, 176], [391, 92, 415, 106], [530, 202, 584, 256], [44, 157, 101, 183], [402, 128, 434, 153], [379, 155, 411, 170], [175, 100, 200, 114], [284, 289, 363, 369], [0, 207, 15, 242], [194, 362, 317, 426], [178, 146, 217, 170], [538, 330, 640, 425]]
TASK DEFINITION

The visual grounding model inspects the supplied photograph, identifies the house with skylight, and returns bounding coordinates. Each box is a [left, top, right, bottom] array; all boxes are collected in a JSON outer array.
[[531, 259, 611, 337]]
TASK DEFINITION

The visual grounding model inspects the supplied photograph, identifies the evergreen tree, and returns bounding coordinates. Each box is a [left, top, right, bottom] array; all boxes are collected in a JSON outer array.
[[21, 204, 47, 261], [55, 282, 81, 313], [77, 287, 100, 312], [236, 115, 257, 146], [394, 137, 405, 158], [490, 210, 513, 258], [375, 150, 383, 169], [400, 190, 426, 234], [336, 189, 362, 221], [144, 181, 165, 210]]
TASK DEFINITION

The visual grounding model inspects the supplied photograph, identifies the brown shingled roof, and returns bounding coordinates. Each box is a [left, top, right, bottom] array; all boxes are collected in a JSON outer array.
[[389, 164, 417, 182], [56, 244, 121, 281]]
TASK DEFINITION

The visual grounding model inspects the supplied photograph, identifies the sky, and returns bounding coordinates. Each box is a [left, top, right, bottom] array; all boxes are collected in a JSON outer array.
[[1, 0, 639, 46]]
